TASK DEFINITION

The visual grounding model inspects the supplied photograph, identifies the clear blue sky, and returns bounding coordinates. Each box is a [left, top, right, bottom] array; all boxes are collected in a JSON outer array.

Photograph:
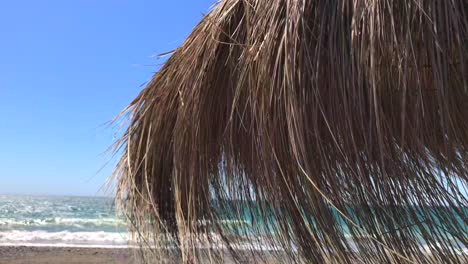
[[0, 0, 215, 196]]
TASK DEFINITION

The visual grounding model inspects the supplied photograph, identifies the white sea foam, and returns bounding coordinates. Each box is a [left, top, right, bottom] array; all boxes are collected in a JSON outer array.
[[0, 217, 126, 227], [1, 231, 465, 255], [0, 231, 130, 247], [0, 242, 134, 249]]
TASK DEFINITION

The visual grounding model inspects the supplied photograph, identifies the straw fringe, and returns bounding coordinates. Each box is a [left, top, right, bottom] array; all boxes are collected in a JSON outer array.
[[112, 0, 468, 263]]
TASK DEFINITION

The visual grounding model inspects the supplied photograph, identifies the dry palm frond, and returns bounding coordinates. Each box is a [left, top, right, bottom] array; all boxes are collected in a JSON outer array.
[[112, 0, 468, 263]]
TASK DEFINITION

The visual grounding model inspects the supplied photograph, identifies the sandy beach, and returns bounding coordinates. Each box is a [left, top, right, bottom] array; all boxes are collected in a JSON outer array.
[[0, 246, 135, 264], [0, 246, 274, 264], [0, 246, 286, 264]]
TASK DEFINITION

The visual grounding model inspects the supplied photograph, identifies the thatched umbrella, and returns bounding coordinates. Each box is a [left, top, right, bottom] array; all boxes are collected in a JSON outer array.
[[112, 0, 467, 263]]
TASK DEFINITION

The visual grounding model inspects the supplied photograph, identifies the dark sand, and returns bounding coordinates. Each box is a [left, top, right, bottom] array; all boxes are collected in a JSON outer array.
[[0, 246, 284, 263], [0, 246, 135, 264], [2, 246, 455, 263]]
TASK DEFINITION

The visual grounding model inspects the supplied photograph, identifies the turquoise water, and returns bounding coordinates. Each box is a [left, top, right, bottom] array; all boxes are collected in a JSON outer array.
[[0, 194, 465, 251], [215, 202, 467, 253], [0, 195, 128, 247]]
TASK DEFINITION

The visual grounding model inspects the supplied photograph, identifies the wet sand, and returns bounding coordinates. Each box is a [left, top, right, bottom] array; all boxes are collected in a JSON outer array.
[[0, 246, 282, 263], [0, 246, 135, 264]]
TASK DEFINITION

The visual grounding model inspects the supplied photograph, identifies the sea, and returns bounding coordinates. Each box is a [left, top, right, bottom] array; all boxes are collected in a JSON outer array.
[[0, 194, 128, 248], [0, 194, 466, 254]]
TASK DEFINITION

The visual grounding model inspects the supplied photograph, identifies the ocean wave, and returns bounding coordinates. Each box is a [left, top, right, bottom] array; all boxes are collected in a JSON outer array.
[[0, 217, 127, 232], [1, 231, 464, 255], [0, 217, 126, 226], [0, 230, 130, 247]]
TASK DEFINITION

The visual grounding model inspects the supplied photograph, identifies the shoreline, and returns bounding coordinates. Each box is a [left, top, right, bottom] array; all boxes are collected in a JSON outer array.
[[0, 243, 133, 249], [1, 245, 466, 263], [0, 245, 280, 264], [0, 246, 136, 264]]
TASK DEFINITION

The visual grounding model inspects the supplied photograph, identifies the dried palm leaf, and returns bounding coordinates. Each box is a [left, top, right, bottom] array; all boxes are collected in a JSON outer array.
[[112, 0, 468, 263]]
